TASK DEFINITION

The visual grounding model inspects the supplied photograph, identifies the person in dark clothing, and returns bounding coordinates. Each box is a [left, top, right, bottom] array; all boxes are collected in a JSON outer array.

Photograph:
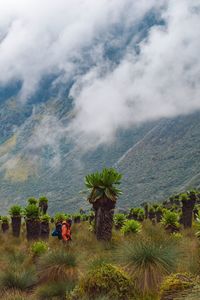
[[52, 221, 62, 240]]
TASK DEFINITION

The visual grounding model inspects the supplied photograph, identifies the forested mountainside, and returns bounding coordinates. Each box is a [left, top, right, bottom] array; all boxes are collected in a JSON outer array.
[[0, 94, 200, 213]]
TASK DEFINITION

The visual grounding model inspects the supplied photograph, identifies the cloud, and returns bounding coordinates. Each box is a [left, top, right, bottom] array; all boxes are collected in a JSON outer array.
[[0, 0, 200, 149], [0, 0, 162, 101], [69, 0, 200, 146]]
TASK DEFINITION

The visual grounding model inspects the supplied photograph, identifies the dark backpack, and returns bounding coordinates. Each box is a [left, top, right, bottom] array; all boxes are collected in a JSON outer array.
[[56, 223, 62, 240], [52, 222, 62, 240]]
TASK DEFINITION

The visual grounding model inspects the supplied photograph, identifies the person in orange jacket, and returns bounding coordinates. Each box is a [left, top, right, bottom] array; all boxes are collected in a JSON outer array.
[[62, 220, 72, 242]]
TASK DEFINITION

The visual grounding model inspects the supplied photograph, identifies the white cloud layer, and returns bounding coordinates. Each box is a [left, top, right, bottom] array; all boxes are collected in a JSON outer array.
[[0, 0, 200, 146]]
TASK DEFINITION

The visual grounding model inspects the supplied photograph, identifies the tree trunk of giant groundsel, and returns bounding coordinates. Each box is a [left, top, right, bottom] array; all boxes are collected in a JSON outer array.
[[26, 219, 41, 240], [93, 197, 115, 241], [182, 194, 196, 229], [11, 216, 21, 237]]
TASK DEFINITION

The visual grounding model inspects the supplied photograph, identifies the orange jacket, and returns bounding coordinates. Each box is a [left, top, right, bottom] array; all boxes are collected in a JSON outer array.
[[62, 222, 71, 241]]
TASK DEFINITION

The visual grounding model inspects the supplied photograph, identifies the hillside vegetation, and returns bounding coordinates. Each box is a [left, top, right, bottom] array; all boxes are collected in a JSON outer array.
[[1, 181, 200, 299]]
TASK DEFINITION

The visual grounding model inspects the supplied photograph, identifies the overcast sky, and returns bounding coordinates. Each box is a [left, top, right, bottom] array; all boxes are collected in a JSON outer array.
[[0, 0, 200, 147]]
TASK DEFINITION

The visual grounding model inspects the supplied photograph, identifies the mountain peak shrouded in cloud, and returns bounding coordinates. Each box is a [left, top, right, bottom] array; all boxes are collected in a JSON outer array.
[[0, 0, 200, 147]]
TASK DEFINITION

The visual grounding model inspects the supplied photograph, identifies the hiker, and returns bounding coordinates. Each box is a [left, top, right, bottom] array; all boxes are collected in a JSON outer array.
[[62, 220, 72, 242], [52, 221, 62, 240]]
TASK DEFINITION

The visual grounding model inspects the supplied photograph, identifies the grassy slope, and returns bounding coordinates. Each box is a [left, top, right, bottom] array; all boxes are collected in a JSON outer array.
[[116, 112, 200, 208]]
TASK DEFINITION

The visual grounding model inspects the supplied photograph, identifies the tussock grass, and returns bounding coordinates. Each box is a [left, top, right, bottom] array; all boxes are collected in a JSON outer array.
[[38, 248, 78, 282], [0, 221, 199, 299]]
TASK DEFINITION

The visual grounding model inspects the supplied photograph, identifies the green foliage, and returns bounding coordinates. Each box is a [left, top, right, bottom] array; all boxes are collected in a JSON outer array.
[[70, 263, 135, 300], [180, 193, 189, 202], [39, 196, 48, 204], [156, 206, 163, 213], [37, 281, 74, 300], [6, 251, 26, 266], [40, 214, 51, 223], [161, 210, 180, 228], [0, 266, 37, 291], [73, 213, 81, 220], [24, 204, 40, 219], [31, 241, 48, 257], [118, 239, 179, 292], [80, 214, 88, 221], [148, 206, 155, 213], [85, 168, 122, 203], [129, 208, 144, 218], [114, 214, 126, 229], [137, 210, 145, 221], [160, 273, 198, 300], [121, 220, 141, 235], [9, 205, 22, 217], [1, 216, 9, 224], [27, 197, 38, 205], [54, 212, 65, 223]]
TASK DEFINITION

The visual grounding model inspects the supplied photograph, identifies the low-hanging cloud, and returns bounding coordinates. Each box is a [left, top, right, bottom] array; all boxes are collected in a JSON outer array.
[[0, 0, 200, 149], [69, 0, 200, 146]]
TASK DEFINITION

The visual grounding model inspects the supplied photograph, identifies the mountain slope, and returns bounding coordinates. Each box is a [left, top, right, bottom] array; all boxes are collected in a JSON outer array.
[[0, 94, 200, 213], [116, 112, 200, 208], [0, 96, 156, 213]]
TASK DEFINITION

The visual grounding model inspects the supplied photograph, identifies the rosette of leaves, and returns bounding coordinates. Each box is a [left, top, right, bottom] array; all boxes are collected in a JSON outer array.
[[27, 197, 38, 205], [85, 168, 122, 203], [39, 196, 48, 215], [85, 168, 122, 241], [161, 210, 180, 233], [9, 205, 22, 237], [121, 219, 141, 235], [114, 213, 126, 229]]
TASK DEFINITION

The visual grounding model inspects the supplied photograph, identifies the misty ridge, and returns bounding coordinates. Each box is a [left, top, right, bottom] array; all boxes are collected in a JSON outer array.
[[0, 0, 200, 154]]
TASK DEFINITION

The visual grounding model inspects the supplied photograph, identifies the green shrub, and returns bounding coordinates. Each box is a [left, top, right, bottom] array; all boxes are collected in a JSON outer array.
[[161, 210, 180, 228], [9, 205, 22, 217], [148, 206, 155, 213], [0, 267, 37, 291], [1, 216, 9, 224], [69, 263, 135, 300], [114, 214, 126, 229], [39, 196, 48, 204], [31, 241, 48, 257], [40, 214, 51, 223], [156, 206, 163, 213], [160, 273, 198, 300], [6, 251, 26, 266], [121, 220, 141, 235], [80, 214, 88, 221], [73, 213, 81, 221], [129, 207, 141, 215], [37, 281, 74, 300], [180, 193, 189, 202], [27, 197, 38, 205], [137, 210, 145, 221], [24, 204, 40, 219], [54, 212, 65, 223]]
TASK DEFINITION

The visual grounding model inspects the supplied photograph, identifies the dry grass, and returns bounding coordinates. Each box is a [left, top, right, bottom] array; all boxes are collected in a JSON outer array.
[[0, 221, 199, 299]]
